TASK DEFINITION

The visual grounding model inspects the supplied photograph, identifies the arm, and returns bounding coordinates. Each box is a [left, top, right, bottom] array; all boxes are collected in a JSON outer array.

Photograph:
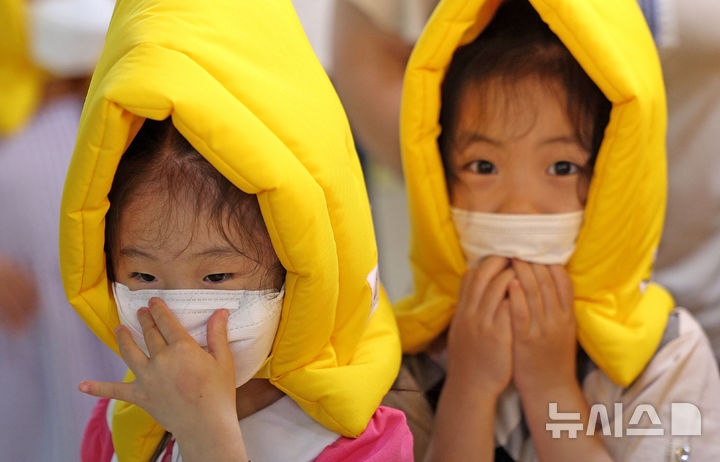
[[509, 260, 612, 462], [519, 380, 611, 461], [425, 257, 515, 461], [331, 0, 411, 174], [428, 374, 499, 461], [79, 299, 248, 462]]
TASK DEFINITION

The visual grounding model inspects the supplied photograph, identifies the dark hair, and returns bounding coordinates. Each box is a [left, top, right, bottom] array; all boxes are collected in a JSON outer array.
[[105, 118, 285, 287], [438, 0, 611, 189]]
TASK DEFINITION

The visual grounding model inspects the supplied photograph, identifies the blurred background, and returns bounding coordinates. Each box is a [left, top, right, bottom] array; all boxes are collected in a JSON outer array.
[[1, 0, 718, 460], [0, 1, 125, 460]]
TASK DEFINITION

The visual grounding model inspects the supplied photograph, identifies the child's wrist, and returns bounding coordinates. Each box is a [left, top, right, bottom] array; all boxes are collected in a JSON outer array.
[[516, 375, 581, 409], [173, 410, 242, 445], [514, 366, 576, 394], [444, 371, 506, 401], [175, 419, 247, 462]]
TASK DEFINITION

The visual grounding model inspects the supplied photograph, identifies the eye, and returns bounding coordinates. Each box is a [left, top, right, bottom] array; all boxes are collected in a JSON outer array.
[[130, 272, 157, 283], [548, 161, 579, 176], [466, 160, 497, 175], [204, 273, 233, 283]]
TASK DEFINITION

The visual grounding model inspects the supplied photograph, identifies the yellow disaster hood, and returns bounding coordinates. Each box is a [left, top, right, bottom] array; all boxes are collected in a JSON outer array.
[[395, 0, 674, 387], [59, 0, 400, 459]]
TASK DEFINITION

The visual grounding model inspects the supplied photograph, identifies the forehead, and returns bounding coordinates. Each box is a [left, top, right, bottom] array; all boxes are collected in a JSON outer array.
[[455, 77, 572, 140], [115, 184, 249, 258]]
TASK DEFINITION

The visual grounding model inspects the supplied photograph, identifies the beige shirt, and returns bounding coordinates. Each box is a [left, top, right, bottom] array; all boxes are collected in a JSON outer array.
[[583, 308, 720, 461]]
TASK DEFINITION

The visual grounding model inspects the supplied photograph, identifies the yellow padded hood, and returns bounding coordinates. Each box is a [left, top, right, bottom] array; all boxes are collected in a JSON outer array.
[[59, 0, 400, 459], [0, 0, 45, 135], [395, 0, 674, 387]]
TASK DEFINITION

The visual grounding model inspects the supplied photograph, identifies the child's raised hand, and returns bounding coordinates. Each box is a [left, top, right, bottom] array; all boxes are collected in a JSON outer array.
[[508, 259, 577, 395], [78, 299, 246, 460], [447, 256, 515, 397]]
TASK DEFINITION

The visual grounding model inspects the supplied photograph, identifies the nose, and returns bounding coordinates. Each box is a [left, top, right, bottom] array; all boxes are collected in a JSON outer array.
[[496, 177, 542, 214], [162, 273, 202, 291]]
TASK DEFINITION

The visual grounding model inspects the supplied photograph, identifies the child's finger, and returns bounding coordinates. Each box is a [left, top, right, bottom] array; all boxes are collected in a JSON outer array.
[[148, 297, 193, 345], [137, 307, 167, 357], [116, 325, 149, 372], [206, 309, 232, 364], [455, 270, 477, 317], [464, 256, 510, 315], [479, 267, 515, 318], [548, 265, 574, 312], [508, 278, 529, 335], [530, 264, 562, 319], [78, 380, 136, 405], [511, 259, 544, 321], [495, 298, 511, 328]]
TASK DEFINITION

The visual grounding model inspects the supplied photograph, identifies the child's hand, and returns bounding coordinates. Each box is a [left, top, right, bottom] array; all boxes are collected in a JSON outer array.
[[507, 261, 614, 462], [508, 259, 577, 395], [78, 298, 242, 453], [447, 256, 515, 397], [428, 256, 514, 462]]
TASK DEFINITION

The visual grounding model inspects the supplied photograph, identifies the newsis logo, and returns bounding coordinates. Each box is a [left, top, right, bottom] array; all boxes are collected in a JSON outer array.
[[546, 402, 702, 438]]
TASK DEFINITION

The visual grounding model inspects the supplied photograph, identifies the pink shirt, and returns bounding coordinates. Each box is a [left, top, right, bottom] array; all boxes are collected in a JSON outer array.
[[82, 397, 413, 462]]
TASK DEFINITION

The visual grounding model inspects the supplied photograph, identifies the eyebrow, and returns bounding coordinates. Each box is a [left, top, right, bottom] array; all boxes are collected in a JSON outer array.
[[457, 132, 584, 150], [539, 135, 583, 147], [191, 246, 242, 258], [119, 245, 242, 260], [120, 247, 155, 259], [457, 132, 502, 149]]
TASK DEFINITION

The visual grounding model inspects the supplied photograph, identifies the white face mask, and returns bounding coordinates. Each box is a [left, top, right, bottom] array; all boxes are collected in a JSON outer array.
[[28, 0, 115, 78], [113, 283, 284, 387], [451, 208, 584, 267]]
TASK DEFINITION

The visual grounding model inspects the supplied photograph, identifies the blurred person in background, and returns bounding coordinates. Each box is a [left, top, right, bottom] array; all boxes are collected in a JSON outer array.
[[0, 0, 125, 460], [332, 0, 439, 311], [645, 0, 720, 362], [333, 0, 720, 362], [332, 0, 436, 176]]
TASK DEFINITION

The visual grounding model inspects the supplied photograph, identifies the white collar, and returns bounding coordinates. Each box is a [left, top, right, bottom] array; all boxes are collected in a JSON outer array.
[[238, 395, 340, 462]]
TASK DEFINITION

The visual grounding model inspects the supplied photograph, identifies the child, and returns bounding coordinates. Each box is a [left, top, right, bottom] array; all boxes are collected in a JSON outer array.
[[394, 0, 720, 460], [59, 0, 412, 460]]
